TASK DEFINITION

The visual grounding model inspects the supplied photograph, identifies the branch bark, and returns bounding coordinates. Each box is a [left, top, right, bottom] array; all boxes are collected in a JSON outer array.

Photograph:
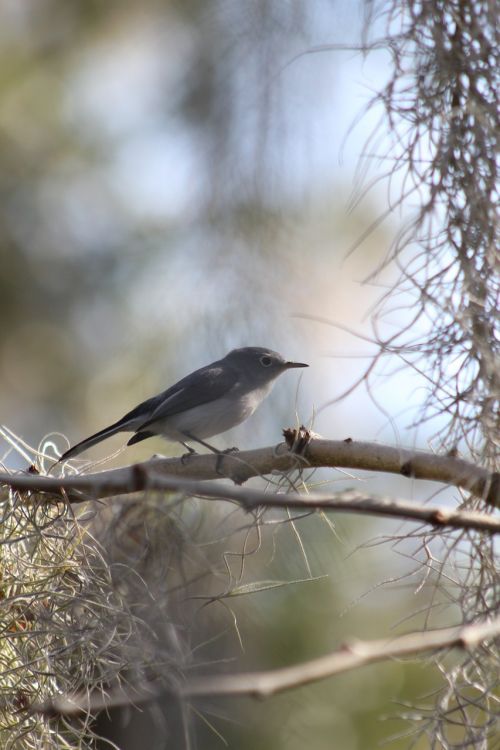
[[1, 441, 498, 533], [30, 617, 500, 714], [1, 438, 498, 506], [182, 616, 500, 698]]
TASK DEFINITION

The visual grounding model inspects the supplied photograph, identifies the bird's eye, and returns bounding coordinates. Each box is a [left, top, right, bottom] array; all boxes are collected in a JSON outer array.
[[260, 355, 272, 367]]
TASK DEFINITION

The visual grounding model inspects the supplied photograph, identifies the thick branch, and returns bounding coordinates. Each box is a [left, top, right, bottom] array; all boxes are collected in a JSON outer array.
[[182, 617, 500, 698], [1, 460, 498, 535], [31, 618, 500, 714], [1, 438, 498, 506]]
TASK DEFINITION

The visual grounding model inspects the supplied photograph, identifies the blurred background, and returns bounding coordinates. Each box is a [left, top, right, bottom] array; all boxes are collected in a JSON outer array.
[[0, 1, 451, 748]]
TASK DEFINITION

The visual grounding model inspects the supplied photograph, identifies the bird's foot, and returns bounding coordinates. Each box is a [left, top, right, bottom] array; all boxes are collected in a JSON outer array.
[[215, 446, 239, 475], [180, 446, 197, 465]]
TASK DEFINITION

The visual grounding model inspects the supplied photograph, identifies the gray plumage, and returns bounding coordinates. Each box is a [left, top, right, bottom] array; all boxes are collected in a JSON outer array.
[[59, 347, 308, 460]]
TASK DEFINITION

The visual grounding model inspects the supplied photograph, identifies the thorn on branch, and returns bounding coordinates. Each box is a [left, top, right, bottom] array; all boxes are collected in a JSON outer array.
[[432, 509, 450, 526], [486, 472, 500, 508], [400, 460, 414, 478], [339, 638, 362, 655], [131, 464, 147, 491]]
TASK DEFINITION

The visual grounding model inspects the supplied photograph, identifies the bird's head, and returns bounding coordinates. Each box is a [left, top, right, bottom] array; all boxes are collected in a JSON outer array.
[[224, 347, 308, 385]]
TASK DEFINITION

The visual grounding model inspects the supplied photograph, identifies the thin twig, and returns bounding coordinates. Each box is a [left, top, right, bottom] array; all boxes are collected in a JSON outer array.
[[182, 617, 500, 698], [31, 618, 500, 712]]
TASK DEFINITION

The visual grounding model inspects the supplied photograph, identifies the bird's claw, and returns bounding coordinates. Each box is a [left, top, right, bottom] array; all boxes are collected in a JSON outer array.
[[215, 446, 239, 475], [181, 448, 196, 465]]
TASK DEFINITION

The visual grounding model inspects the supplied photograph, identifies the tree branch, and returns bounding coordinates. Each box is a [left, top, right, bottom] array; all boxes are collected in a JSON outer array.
[[1, 437, 498, 507], [30, 617, 500, 714], [182, 617, 500, 698], [1, 443, 498, 533]]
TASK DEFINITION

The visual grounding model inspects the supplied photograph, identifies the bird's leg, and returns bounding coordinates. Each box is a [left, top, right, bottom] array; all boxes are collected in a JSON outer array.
[[180, 441, 197, 465], [181, 433, 221, 454], [180, 434, 240, 474]]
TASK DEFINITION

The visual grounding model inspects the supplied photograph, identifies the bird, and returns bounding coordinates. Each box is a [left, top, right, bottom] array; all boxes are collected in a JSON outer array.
[[58, 347, 308, 461]]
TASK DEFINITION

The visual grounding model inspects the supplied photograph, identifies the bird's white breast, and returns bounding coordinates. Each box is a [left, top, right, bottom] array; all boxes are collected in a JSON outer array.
[[151, 382, 274, 441]]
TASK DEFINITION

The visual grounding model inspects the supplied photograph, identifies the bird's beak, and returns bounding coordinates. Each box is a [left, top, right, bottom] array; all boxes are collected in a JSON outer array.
[[284, 360, 308, 369]]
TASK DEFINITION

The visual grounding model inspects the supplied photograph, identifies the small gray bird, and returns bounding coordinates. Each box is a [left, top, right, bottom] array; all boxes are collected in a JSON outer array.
[[59, 347, 308, 461]]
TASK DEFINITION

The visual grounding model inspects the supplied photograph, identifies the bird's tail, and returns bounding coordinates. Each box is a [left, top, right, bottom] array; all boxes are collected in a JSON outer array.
[[58, 419, 130, 462]]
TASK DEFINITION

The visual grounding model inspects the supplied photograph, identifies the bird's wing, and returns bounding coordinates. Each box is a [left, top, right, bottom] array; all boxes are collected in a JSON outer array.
[[131, 363, 238, 429], [58, 363, 238, 461]]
